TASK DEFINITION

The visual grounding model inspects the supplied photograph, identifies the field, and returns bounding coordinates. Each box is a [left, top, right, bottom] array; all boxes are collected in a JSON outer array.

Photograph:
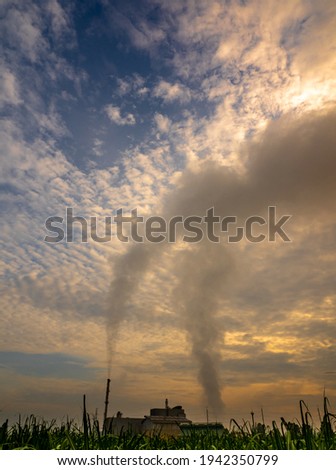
[[1, 398, 336, 450]]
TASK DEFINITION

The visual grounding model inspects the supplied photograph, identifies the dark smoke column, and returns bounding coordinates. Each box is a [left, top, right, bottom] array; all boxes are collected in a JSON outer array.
[[173, 241, 229, 419]]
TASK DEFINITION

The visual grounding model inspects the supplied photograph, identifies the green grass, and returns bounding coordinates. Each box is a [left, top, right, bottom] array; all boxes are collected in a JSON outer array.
[[1, 397, 336, 450]]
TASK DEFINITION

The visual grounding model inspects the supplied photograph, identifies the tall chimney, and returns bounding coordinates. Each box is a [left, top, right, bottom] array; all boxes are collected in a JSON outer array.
[[103, 378, 111, 432]]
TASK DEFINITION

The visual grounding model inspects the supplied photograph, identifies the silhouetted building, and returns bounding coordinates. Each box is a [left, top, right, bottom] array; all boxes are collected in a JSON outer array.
[[104, 399, 191, 436]]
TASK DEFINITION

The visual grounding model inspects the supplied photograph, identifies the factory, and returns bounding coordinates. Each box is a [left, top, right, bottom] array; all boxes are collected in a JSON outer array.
[[104, 398, 192, 436]]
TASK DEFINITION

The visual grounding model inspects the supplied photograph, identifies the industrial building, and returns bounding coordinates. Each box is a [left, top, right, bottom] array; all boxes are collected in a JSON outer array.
[[104, 399, 192, 436]]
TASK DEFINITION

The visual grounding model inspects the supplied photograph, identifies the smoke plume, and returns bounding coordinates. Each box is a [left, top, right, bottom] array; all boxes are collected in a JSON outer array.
[[106, 106, 336, 417]]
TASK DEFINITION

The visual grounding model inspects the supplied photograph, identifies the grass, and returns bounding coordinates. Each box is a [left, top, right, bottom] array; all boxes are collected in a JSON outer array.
[[1, 397, 336, 450]]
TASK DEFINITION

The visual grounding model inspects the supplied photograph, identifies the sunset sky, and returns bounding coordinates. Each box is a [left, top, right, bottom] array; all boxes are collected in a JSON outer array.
[[1, 0, 336, 426]]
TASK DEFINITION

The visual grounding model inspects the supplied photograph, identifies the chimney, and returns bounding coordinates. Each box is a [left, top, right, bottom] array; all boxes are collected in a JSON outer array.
[[103, 378, 111, 432]]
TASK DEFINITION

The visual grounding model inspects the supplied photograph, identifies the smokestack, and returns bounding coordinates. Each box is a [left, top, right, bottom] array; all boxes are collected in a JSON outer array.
[[103, 378, 111, 432]]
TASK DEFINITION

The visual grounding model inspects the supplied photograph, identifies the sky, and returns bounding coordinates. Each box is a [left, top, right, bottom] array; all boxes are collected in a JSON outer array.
[[1, 0, 336, 426]]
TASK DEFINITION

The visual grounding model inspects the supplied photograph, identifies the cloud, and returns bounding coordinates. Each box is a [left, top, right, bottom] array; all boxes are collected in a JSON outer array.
[[0, 0, 74, 64], [106, 4, 166, 51], [0, 64, 21, 107], [154, 113, 171, 133], [153, 80, 191, 103], [116, 74, 147, 97], [105, 104, 136, 125], [45, 0, 73, 41], [169, 106, 336, 219], [1, 2, 48, 63], [0, 351, 100, 380], [92, 138, 104, 157]]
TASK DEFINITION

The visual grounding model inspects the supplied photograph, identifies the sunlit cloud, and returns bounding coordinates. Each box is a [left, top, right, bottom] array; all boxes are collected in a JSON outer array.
[[105, 104, 136, 126]]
